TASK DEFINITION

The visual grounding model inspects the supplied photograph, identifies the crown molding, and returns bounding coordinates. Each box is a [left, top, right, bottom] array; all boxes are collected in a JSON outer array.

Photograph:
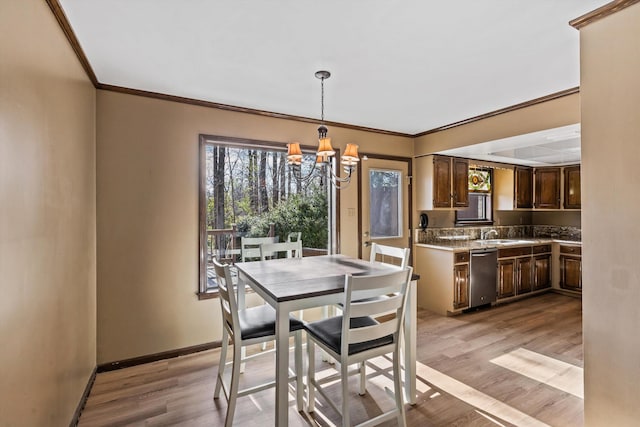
[[570, 0, 640, 29], [415, 87, 580, 137], [45, 0, 98, 86]]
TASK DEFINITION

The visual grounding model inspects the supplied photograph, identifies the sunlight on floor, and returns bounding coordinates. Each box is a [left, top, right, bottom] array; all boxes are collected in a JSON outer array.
[[414, 361, 551, 427], [490, 348, 583, 398]]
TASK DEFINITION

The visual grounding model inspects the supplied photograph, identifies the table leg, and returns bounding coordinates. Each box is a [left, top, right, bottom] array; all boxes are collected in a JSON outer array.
[[404, 279, 417, 405], [275, 305, 290, 426]]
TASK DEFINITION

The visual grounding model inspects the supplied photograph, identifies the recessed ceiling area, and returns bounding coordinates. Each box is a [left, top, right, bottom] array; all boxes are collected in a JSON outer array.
[[436, 123, 581, 166], [57, 0, 607, 134]]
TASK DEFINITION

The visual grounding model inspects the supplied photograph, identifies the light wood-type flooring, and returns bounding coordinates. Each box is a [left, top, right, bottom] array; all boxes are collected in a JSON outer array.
[[78, 292, 582, 426]]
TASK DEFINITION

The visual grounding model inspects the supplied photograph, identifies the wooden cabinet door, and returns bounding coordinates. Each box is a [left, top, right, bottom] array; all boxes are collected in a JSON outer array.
[[533, 254, 551, 290], [452, 158, 469, 208], [534, 167, 561, 209], [516, 257, 532, 294], [560, 255, 582, 291], [433, 156, 452, 208], [515, 167, 533, 208], [453, 263, 469, 309], [564, 166, 581, 209], [498, 259, 516, 298]]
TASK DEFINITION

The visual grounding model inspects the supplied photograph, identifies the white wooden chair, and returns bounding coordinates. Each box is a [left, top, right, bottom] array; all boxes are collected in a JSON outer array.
[[212, 259, 304, 427], [259, 240, 303, 260], [305, 267, 413, 427], [369, 242, 410, 268], [241, 236, 278, 262]]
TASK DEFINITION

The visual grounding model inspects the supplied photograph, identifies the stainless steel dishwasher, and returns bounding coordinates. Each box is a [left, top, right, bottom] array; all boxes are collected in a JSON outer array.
[[469, 248, 498, 309]]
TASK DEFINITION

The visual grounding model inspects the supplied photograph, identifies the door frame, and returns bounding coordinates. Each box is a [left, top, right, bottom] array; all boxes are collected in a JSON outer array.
[[357, 153, 413, 260]]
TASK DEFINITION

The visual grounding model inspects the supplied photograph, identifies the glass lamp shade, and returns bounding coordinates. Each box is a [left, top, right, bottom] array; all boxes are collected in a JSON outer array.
[[287, 142, 303, 164], [317, 137, 336, 156], [341, 143, 360, 165]]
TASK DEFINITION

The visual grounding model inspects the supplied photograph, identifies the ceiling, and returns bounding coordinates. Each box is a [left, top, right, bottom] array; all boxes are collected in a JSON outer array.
[[58, 0, 606, 137]]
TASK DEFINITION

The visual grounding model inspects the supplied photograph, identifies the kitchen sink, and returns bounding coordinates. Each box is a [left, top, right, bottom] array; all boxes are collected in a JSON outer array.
[[476, 239, 532, 246]]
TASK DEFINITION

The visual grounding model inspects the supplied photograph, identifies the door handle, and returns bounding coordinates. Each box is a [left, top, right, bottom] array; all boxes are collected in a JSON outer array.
[[364, 241, 371, 247]]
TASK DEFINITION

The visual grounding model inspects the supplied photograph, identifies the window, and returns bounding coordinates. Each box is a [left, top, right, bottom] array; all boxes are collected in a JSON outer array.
[[455, 168, 493, 225], [198, 135, 330, 298], [369, 169, 402, 238]]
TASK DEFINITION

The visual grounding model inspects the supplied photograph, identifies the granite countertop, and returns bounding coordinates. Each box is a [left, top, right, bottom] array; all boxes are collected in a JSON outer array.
[[415, 237, 582, 252]]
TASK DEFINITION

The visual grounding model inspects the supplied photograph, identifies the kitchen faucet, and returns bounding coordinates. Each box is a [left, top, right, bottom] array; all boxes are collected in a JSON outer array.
[[482, 229, 498, 240]]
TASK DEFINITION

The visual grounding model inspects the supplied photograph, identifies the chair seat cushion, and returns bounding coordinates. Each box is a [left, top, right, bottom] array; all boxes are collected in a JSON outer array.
[[238, 304, 305, 340], [304, 316, 394, 356]]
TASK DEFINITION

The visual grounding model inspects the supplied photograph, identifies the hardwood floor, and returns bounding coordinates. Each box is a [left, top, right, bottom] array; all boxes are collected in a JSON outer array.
[[78, 292, 582, 426]]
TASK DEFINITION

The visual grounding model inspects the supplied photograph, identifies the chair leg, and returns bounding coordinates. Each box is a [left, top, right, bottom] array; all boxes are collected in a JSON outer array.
[[393, 349, 407, 427], [225, 341, 242, 427], [359, 361, 366, 396], [294, 330, 304, 411], [341, 361, 350, 427], [214, 328, 228, 399], [307, 336, 315, 412]]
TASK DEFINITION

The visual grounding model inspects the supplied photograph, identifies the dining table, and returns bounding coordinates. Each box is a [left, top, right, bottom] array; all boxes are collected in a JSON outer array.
[[235, 254, 417, 427]]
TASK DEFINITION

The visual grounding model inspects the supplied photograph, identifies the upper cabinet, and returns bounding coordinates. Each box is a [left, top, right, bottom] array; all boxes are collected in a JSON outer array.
[[514, 167, 533, 208], [534, 167, 561, 209], [416, 155, 469, 210], [564, 166, 581, 209]]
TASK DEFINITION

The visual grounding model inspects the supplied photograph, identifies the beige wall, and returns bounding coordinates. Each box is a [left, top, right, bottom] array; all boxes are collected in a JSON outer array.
[[579, 4, 640, 425], [0, 0, 96, 425], [96, 90, 412, 363], [414, 92, 581, 156]]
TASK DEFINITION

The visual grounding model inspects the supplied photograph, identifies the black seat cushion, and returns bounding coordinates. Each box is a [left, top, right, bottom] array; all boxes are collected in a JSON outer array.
[[304, 316, 394, 356], [238, 304, 305, 340]]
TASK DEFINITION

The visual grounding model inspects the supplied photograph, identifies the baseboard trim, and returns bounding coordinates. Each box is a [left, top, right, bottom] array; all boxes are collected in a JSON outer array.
[[69, 366, 97, 427], [97, 341, 222, 373]]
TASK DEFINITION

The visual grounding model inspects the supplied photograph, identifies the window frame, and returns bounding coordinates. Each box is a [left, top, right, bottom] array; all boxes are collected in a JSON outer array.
[[455, 168, 494, 226], [197, 134, 333, 299]]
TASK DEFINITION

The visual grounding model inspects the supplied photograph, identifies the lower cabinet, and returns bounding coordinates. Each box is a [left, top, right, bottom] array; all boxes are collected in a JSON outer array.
[[498, 244, 551, 300], [516, 257, 532, 294], [533, 254, 552, 290], [453, 263, 469, 309], [559, 245, 582, 292], [498, 259, 516, 298]]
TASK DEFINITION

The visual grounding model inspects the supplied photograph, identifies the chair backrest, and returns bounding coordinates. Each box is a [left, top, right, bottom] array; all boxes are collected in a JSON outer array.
[[286, 232, 302, 242], [241, 236, 279, 262], [260, 240, 303, 260], [369, 243, 410, 269], [341, 267, 413, 355], [212, 259, 239, 338]]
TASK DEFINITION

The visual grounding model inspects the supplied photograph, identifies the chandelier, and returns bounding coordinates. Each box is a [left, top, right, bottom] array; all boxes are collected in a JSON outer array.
[[286, 71, 360, 189]]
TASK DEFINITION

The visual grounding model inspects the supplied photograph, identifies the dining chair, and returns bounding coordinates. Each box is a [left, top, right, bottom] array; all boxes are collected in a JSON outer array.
[[369, 242, 410, 268], [241, 236, 278, 262], [212, 259, 305, 427], [259, 240, 303, 260], [305, 267, 413, 427]]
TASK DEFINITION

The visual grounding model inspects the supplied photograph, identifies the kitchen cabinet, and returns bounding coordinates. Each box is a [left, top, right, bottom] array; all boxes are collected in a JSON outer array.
[[534, 167, 561, 209], [516, 257, 532, 294], [564, 166, 581, 209], [515, 167, 533, 208], [452, 158, 469, 207], [414, 246, 472, 316], [416, 155, 469, 210], [498, 246, 535, 299], [498, 259, 516, 298], [453, 262, 469, 309], [533, 244, 552, 290], [560, 245, 582, 292]]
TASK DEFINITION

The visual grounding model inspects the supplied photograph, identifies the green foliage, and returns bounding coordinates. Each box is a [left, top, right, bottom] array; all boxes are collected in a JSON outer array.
[[236, 191, 328, 249]]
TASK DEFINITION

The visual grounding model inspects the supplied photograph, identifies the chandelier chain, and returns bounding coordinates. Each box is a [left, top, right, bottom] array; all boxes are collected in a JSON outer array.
[[320, 76, 325, 123]]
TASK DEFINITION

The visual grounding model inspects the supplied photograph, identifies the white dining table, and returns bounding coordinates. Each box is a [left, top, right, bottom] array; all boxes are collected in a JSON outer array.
[[235, 254, 417, 427]]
